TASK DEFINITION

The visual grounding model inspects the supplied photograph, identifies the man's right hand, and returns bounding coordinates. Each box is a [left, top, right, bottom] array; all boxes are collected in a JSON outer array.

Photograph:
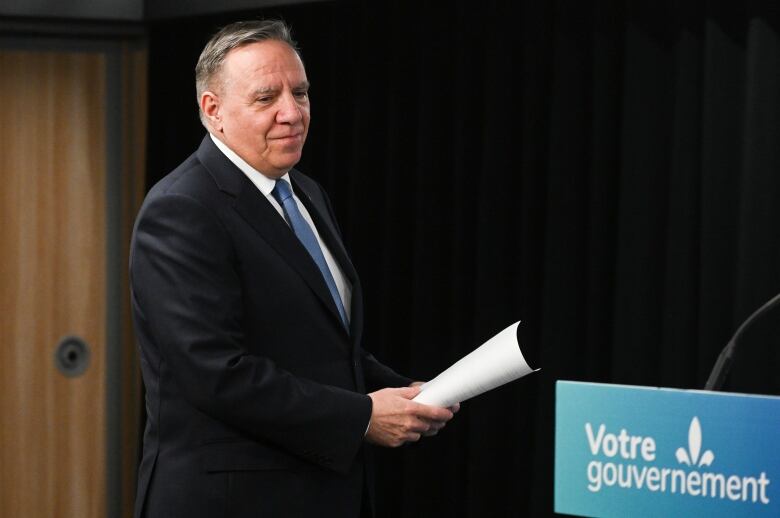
[[365, 386, 455, 447]]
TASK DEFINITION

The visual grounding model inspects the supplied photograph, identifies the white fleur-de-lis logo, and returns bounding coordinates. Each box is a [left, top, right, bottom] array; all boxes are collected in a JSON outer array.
[[675, 417, 715, 468]]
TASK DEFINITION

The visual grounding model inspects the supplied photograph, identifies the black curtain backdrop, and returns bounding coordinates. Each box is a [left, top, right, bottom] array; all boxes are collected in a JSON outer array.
[[145, 1, 780, 516]]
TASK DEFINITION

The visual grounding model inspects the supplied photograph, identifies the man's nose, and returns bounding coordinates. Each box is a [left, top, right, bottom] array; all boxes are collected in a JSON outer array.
[[276, 92, 303, 123]]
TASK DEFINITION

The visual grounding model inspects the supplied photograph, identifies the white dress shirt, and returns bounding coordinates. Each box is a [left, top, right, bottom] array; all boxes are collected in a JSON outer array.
[[209, 134, 352, 322]]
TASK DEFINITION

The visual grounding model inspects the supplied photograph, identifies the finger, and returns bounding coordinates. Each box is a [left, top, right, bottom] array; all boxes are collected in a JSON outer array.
[[449, 403, 461, 413], [396, 386, 422, 399], [414, 404, 454, 422], [405, 432, 422, 443], [421, 425, 442, 436], [421, 418, 448, 436], [419, 417, 447, 432], [428, 420, 446, 432], [406, 417, 432, 434]]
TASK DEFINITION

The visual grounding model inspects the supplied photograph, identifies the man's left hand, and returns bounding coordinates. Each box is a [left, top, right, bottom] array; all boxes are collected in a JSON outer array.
[[409, 381, 460, 436]]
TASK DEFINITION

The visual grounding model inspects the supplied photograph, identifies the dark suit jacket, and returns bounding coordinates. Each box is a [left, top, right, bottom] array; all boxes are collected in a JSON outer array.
[[130, 135, 411, 518]]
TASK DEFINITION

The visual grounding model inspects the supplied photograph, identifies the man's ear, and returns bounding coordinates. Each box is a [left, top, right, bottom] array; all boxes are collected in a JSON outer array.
[[200, 91, 222, 131]]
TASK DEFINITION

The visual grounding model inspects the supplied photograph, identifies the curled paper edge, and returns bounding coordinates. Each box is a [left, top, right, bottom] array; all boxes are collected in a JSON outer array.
[[413, 321, 538, 407]]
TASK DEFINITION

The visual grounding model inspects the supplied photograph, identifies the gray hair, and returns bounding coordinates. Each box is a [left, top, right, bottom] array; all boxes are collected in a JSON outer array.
[[195, 19, 300, 126]]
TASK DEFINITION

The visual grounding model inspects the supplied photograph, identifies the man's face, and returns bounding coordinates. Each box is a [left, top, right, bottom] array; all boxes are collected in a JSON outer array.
[[207, 40, 310, 178]]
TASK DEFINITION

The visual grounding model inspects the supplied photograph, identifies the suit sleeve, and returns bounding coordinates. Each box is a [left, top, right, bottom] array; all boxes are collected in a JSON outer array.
[[131, 191, 371, 474], [360, 350, 414, 393]]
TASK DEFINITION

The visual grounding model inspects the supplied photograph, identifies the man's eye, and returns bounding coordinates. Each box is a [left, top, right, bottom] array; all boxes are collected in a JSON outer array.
[[294, 91, 308, 99]]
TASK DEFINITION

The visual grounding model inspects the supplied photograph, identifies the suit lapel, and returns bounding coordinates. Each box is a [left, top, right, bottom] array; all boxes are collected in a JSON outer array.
[[195, 136, 348, 335], [235, 187, 348, 330], [290, 175, 358, 285], [291, 175, 363, 339]]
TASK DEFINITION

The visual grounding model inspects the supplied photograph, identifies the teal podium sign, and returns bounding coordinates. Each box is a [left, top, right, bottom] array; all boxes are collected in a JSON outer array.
[[555, 381, 780, 517]]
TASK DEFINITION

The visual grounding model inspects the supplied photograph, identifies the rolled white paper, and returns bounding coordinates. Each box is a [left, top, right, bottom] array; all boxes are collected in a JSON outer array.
[[412, 321, 537, 407]]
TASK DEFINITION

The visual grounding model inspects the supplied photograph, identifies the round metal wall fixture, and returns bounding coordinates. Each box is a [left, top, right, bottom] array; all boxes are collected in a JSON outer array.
[[54, 335, 91, 378]]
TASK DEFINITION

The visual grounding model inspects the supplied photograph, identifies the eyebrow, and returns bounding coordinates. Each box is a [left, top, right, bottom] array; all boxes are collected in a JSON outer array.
[[250, 87, 277, 97], [250, 81, 310, 97]]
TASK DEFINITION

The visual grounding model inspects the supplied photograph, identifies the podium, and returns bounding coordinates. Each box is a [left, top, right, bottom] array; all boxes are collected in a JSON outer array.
[[554, 381, 780, 517]]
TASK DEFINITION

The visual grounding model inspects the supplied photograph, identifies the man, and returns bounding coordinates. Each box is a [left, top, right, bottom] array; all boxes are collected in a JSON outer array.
[[130, 19, 455, 518]]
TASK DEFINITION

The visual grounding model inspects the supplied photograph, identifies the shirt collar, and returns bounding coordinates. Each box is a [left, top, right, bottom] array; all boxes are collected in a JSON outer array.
[[209, 133, 291, 196]]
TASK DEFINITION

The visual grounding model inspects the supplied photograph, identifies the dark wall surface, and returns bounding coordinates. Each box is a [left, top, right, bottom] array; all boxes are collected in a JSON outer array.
[[0, 0, 320, 22], [0, 0, 143, 21], [144, 0, 328, 20], [146, 1, 780, 515]]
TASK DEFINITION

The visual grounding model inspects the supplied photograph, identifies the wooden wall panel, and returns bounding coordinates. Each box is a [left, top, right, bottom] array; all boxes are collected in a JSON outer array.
[[0, 50, 107, 518], [119, 44, 147, 518]]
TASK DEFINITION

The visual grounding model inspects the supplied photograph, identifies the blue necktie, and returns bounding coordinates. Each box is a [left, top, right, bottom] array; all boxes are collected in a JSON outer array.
[[271, 179, 349, 330]]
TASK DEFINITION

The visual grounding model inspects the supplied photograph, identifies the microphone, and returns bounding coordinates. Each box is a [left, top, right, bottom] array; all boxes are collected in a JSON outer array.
[[704, 291, 780, 391]]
